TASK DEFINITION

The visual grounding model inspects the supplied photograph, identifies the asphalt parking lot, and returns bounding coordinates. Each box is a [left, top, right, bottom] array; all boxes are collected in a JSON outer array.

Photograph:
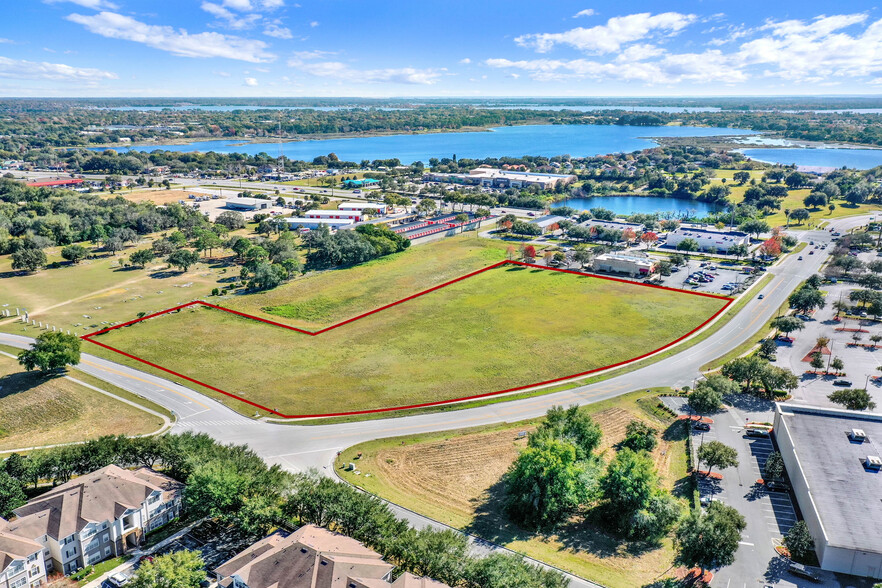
[[655, 259, 755, 295]]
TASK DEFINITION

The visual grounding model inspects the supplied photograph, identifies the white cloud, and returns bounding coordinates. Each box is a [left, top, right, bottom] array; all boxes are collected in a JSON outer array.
[[0, 56, 117, 82], [459, 58, 471, 64], [515, 11, 696, 54], [572, 9, 595, 18], [201, 2, 261, 29], [214, 70, 231, 77], [309, 21, 319, 27], [290, 50, 335, 60], [288, 59, 441, 84], [244, 77, 258, 86], [0, 39, 15, 45], [488, 11, 882, 86], [45, 0, 118, 9], [223, 0, 252, 10], [263, 23, 292, 38], [66, 11, 276, 63]]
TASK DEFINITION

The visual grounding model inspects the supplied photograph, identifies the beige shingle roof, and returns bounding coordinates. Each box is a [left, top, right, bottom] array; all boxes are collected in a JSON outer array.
[[0, 530, 41, 574]]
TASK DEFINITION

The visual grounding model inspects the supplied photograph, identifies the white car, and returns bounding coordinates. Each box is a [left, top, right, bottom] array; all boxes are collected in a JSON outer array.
[[107, 573, 130, 587]]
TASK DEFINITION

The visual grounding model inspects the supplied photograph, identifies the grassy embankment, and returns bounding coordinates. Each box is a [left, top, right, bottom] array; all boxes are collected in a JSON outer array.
[[0, 349, 168, 452], [87, 238, 725, 417], [335, 389, 687, 588]]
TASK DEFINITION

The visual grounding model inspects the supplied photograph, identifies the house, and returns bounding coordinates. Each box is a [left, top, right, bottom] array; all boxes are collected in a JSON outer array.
[[591, 253, 656, 277], [224, 198, 270, 211], [773, 405, 882, 579], [529, 215, 567, 234], [0, 529, 47, 588], [215, 526, 450, 588], [664, 225, 750, 253], [2, 465, 182, 575]]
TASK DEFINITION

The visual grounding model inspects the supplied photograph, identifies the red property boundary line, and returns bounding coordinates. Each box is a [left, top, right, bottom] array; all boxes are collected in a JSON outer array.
[[81, 260, 733, 419]]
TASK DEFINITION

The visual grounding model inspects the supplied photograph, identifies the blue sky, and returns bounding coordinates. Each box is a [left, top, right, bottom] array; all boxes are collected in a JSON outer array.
[[2, 0, 882, 97]]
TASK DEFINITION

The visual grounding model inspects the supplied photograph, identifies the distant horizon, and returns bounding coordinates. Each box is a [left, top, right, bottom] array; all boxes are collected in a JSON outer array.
[[7, 94, 882, 100]]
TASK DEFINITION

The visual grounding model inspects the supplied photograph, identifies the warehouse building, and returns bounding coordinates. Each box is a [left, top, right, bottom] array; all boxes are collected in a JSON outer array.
[[224, 197, 270, 211], [529, 215, 567, 234], [582, 219, 643, 233], [283, 217, 354, 231], [337, 201, 388, 214], [425, 167, 576, 190], [591, 253, 656, 277], [304, 209, 363, 222], [664, 225, 750, 253], [773, 404, 882, 579]]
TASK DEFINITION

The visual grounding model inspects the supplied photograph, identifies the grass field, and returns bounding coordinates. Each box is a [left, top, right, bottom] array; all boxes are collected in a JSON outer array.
[[88, 262, 727, 416], [0, 241, 233, 338], [335, 390, 688, 588], [0, 352, 166, 451]]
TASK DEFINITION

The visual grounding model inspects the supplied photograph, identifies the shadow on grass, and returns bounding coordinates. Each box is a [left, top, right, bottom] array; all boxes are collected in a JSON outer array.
[[465, 478, 661, 562], [0, 369, 63, 401], [148, 270, 184, 279]]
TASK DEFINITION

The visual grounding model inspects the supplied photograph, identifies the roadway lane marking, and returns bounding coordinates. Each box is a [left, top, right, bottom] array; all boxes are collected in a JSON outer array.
[[738, 541, 754, 546], [81, 359, 210, 409]]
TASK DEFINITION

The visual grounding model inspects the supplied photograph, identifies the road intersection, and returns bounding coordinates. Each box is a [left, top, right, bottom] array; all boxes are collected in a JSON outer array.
[[1, 214, 873, 587]]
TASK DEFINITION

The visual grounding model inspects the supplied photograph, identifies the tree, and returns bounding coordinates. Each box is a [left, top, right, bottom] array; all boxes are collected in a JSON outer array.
[[729, 243, 749, 259], [599, 448, 658, 529], [167, 249, 199, 272], [215, 210, 246, 230], [828, 388, 877, 411], [697, 441, 738, 477], [0, 471, 25, 518], [739, 219, 770, 237], [129, 249, 156, 268], [721, 355, 767, 393], [61, 244, 88, 264], [830, 357, 845, 373], [784, 521, 816, 563], [788, 286, 826, 314], [11, 248, 46, 273], [758, 365, 798, 398], [760, 237, 782, 257], [733, 171, 750, 185], [622, 420, 658, 452], [763, 451, 785, 482], [195, 230, 222, 257], [18, 331, 81, 373], [809, 351, 825, 371], [640, 231, 658, 249], [248, 262, 287, 291], [521, 244, 537, 262], [790, 208, 810, 224], [676, 238, 699, 252], [689, 375, 737, 414], [129, 550, 206, 588], [675, 502, 746, 575], [772, 315, 805, 337], [531, 405, 602, 460], [504, 437, 593, 529]]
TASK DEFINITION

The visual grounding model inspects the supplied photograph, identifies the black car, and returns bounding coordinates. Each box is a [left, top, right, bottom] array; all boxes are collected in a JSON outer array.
[[833, 379, 853, 386], [788, 563, 822, 582], [765, 480, 790, 492], [693, 422, 711, 431]]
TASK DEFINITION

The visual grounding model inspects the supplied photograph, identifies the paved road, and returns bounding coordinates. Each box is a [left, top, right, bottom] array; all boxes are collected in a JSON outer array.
[[2, 214, 873, 587]]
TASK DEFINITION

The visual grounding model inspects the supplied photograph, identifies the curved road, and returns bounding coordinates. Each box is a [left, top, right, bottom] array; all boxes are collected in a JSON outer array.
[[0, 215, 871, 587]]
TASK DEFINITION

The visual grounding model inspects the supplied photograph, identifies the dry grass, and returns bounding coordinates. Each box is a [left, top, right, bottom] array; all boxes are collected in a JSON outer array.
[[0, 354, 164, 451], [106, 189, 214, 205], [336, 391, 687, 588]]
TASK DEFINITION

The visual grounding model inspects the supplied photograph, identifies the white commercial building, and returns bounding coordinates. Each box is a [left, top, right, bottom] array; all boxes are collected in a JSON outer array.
[[665, 225, 750, 253], [582, 219, 643, 233], [337, 202, 388, 214], [773, 405, 882, 579], [529, 215, 567, 234], [283, 217, 354, 231], [591, 253, 656, 277], [224, 197, 270, 211], [304, 209, 363, 222], [425, 167, 576, 190]]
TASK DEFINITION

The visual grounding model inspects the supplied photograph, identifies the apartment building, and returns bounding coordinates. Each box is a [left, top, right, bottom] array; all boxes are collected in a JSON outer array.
[[0, 530, 47, 588], [3, 465, 182, 575]]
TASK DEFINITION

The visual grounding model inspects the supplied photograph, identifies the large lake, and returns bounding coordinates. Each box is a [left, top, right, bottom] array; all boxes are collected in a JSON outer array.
[[103, 124, 755, 163], [741, 148, 882, 170], [558, 195, 722, 217]]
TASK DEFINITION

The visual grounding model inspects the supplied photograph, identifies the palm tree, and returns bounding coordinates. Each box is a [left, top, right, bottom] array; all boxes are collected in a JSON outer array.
[[784, 208, 792, 227]]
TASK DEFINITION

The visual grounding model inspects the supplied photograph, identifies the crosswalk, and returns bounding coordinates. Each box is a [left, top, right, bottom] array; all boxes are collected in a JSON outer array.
[[176, 419, 262, 429]]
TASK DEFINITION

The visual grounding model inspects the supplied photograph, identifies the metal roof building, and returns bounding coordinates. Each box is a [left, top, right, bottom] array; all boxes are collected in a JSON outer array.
[[773, 404, 882, 579]]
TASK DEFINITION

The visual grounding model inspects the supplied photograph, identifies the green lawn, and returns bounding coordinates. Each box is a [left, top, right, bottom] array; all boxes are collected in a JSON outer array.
[[0, 351, 166, 452], [88, 264, 727, 416], [335, 389, 688, 588]]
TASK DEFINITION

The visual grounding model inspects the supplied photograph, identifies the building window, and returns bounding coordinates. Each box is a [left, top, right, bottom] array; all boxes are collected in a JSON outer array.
[[27, 554, 37, 563], [103, 534, 109, 543], [29, 567, 40, 578], [11, 577, 27, 588], [104, 547, 111, 556]]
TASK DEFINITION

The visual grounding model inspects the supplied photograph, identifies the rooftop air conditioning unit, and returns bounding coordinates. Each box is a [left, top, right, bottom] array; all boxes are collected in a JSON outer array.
[[851, 429, 867, 442], [866, 455, 882, 470]]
